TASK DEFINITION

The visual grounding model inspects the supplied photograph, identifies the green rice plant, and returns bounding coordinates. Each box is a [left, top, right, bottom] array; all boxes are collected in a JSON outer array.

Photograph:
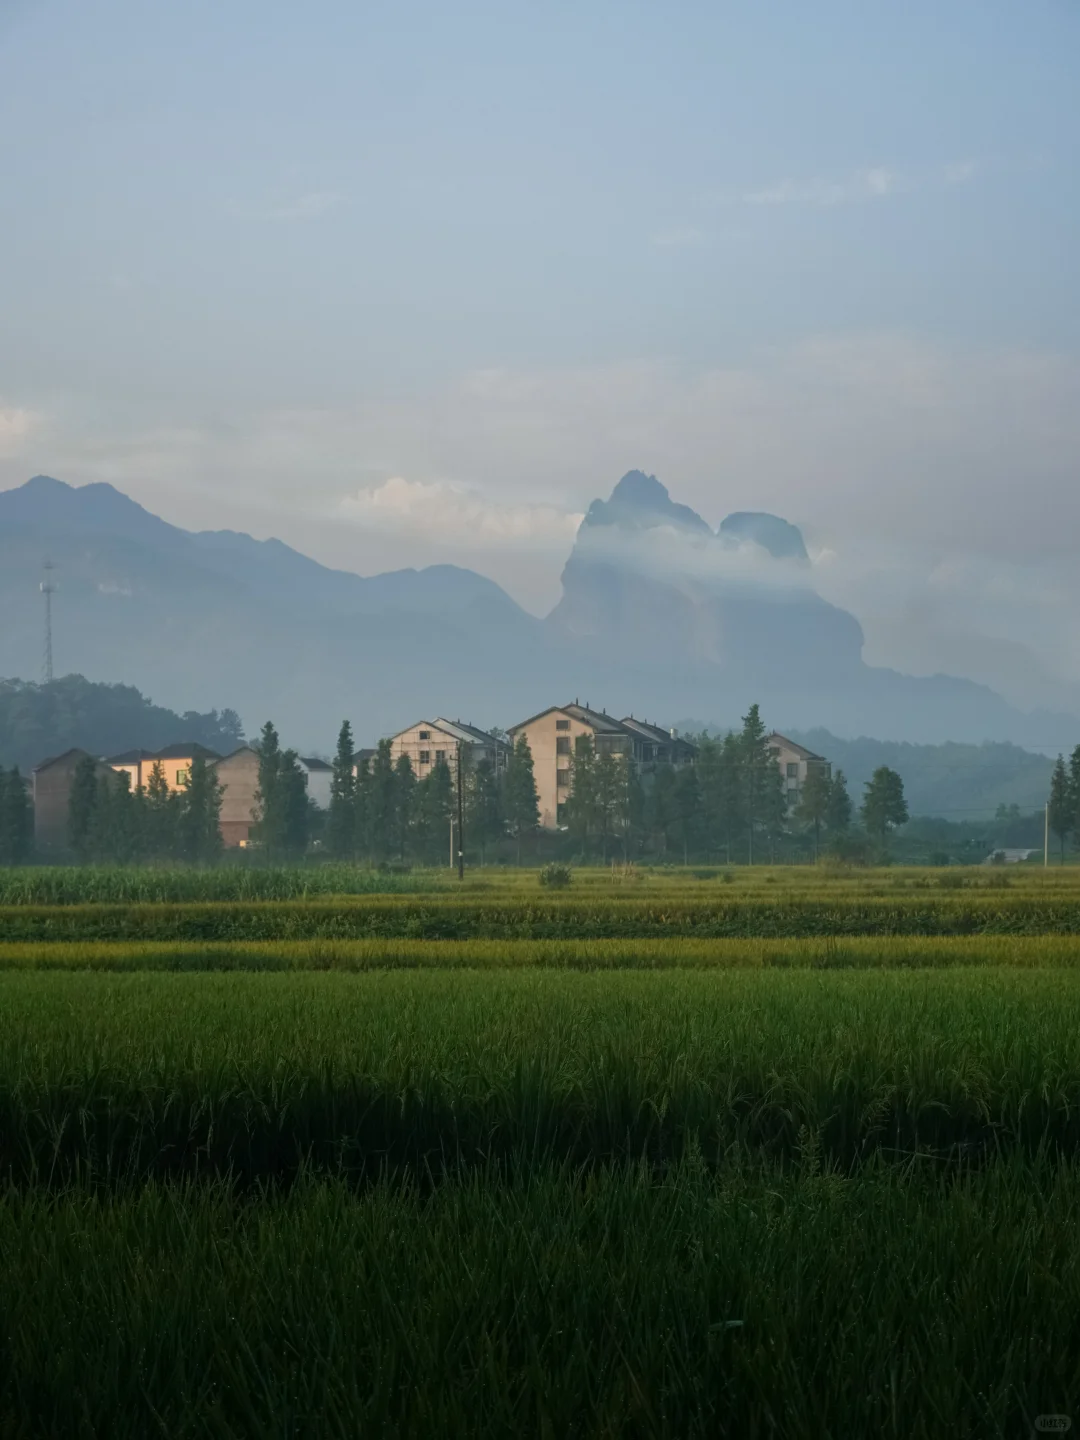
[[1, 1157, 1078, 1438], [1, 933, 1079, 973], [2, 890, 1079, 942], [3, 968, 1080, 1187]]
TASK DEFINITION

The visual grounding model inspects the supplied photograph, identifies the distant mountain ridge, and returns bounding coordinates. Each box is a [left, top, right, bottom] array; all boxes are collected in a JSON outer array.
[[1, 471, 1076, 757]]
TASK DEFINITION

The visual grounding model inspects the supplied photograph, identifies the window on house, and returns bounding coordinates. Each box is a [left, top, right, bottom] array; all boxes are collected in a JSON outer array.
[[435, 750, 446, 762], [175, 768, 188, 786], [556, 737, 571, 755], [419, 751, 430, 765], [787, 763, 799, 778], [556, 768, 570, 788], [555, 719, 570, 731], [419, 730, 430, 740]]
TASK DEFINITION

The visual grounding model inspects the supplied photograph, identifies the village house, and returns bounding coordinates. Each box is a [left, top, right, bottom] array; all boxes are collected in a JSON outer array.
[[210, 746, 261, 847], [106, 743, 222, 792], [508, 702, 695, 831], [31, 748, 117, 851], [767, 733, 830, 811], [388, 718, 509, 782]]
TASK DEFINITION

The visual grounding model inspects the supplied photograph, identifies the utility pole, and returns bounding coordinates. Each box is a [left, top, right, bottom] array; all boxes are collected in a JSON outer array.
[[1044, 802, 1049, 869], [456, 745, 465, 881], [40, 559, 57, 684]]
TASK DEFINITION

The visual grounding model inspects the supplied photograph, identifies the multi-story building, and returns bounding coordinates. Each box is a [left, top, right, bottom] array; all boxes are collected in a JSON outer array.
[[767, 732, 830, 811], [31, 748, 118, 851], [106, 743, 222, 792], [388, 718, 509, 782], [211, 746, 261, 847], [508, 702, 696, 830]]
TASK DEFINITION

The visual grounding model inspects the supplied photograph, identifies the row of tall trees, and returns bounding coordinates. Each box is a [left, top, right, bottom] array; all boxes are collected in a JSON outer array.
[[1047, 747, 1080, 862], [560, 706, 910, 864], [561, 705, 854, 863], [0, 768, 33, 865], [325, 723, 541, 864], [67, 754, 224, 864]]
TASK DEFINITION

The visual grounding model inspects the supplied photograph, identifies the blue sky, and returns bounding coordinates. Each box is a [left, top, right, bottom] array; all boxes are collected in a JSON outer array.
[[1, 0, 1079, 705]]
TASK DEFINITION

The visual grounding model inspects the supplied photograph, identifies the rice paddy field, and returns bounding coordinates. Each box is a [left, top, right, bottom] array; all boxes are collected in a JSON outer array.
[[2, 863, 1080, 1437]]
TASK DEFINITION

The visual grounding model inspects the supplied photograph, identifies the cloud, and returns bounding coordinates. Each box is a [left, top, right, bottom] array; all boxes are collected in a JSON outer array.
[[6, 335, 1080, 697], [650, 226, 706, 249], [340, 476, 583, 550], [743, 167, 903, 208], [0, 405, 39, 456]]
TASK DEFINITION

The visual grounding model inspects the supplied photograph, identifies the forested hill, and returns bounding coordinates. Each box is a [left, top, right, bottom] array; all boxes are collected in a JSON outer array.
[[0, 676, 245, 774], [787, 730, 1055, 821]]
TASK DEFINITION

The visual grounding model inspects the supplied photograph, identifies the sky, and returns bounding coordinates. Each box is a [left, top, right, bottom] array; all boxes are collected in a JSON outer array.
[[1, 0, 1079, 710]]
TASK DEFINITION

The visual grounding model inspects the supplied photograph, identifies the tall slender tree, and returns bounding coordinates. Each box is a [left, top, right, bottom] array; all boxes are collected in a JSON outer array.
[[280, 750, 311, 859], [0, 768, 33, 865], [254, 722, 285, 854], [353, 752, 373, 859], [416, 755, 453, 864], [645, 763, 677, 856], [826, 770, 853, 837], [504, 733, 540, 863], [144, 759, 178, 860], [328, 720, 357, 859], [367, 740, 398, 863], [672, 764, 703, 864], [566, 735, 599, 855], [796, 763, 832, 861], [393, 754, 417, 860], [861, 767, 909, 852], [68, 755, 100, 861], [178, 754, 224, 865], [465, 757, 502, 863], [1048, 755, 1072, 864], [739, 704, 783, 865]]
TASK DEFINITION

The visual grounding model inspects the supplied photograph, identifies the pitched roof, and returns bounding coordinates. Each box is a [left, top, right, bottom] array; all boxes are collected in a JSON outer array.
[[299, 756, 333, 772], [509, 702, 632, 737], [620, 717, 698, 754], [33, 747, 94, 774], [767, 732, 827, 763], [433, 718, 509, 748], [106, 748, 157, 765], [211, 746, 259, 766], [153, 743, 222, 761]]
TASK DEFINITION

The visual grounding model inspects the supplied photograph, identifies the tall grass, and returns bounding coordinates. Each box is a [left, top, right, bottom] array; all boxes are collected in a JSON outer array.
[[3, 968, 1080, 1185], [0, 864, 446, 905], [2, 1157, 1077, 1438]]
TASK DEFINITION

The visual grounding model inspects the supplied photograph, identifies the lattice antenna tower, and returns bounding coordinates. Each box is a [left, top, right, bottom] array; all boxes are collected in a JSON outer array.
[[40, 558, 57, 684]]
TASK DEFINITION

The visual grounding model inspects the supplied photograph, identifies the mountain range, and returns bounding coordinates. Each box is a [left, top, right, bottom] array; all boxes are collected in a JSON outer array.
[[1, 471, 1076, 754]]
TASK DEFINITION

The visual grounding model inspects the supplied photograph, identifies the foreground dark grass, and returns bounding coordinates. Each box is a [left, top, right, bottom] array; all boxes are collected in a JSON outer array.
[[4, 968, 1080, 1185], [2, 1157, 1077, 1439]]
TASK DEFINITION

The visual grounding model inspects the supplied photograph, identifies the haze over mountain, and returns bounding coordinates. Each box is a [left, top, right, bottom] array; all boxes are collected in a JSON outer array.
[[1, 472, 1076, 755]]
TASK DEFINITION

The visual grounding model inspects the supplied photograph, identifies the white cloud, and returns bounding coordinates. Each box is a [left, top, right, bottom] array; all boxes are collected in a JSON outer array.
[[743, 166, 904, 208], [0, 405, 38, 455], [6, 335, 1080, 697], [942, 159, 979, 187], [340, 476, 583, 550]]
